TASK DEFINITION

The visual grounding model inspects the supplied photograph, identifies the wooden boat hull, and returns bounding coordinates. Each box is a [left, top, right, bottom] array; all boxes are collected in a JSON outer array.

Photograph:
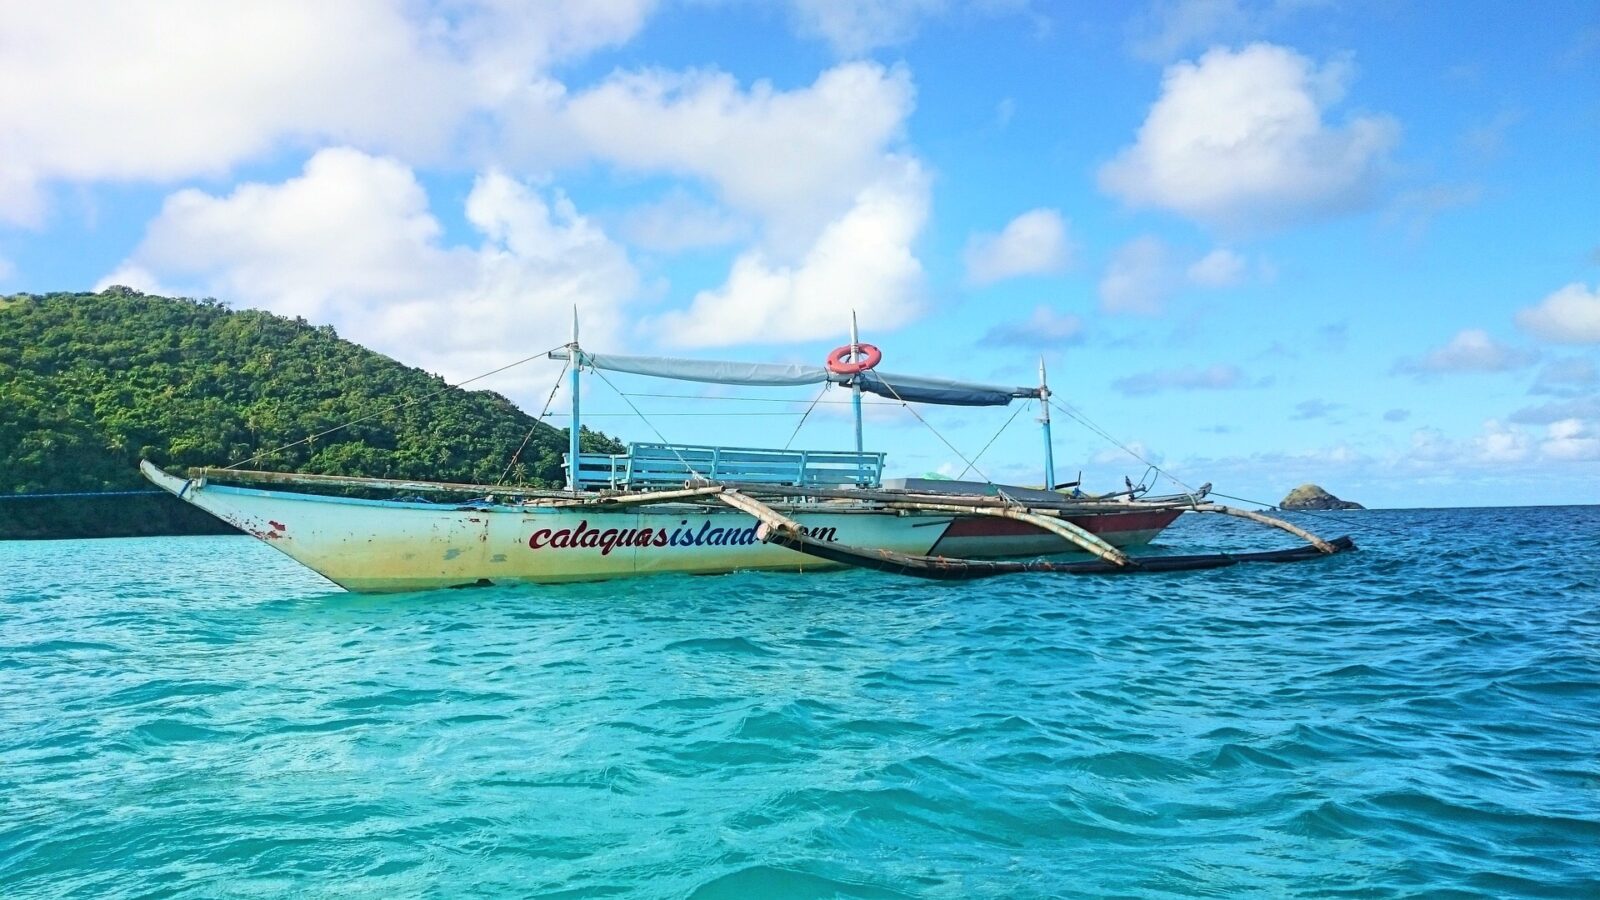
[[140, 462, 1180, 592]]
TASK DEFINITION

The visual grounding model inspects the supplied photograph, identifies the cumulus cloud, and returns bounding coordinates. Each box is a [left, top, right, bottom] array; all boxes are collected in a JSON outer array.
[[1099, 43, 1399, 230], [1100, 236, 1178, 315], [1473, 419, 1532, 464], [619, 189, 750, 253], [788, 0, 947, 55], [1516, 282, 1600, 344], [979, 305, 1085, 348], [646, 160, 928, 347], [1394, 328, 1537, 376], [1530, 358, 1598, 397], [1111, 363, 1263, 396], [1292, 398, 1339, 420], [1510, 395, 1600, 426], [1541, 418, 1600, 461], [558, 61, 917, 255], [1099, 236, 1252, 314], [1185, 248, 1247, 287], [98, 148, 638, 393], [964, 208, 1075, 285], [0, 1, 656, 225], [1128, 0, 1250, 62]]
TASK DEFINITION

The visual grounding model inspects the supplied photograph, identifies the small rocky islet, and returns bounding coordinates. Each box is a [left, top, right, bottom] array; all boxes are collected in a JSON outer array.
[[1278, 483, 1364, 510]]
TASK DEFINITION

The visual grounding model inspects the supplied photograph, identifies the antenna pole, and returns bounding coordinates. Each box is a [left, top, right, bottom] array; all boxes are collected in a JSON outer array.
[[1039, 356, 1056, 490], [850, 311, 864, 457], [568, 308, 582, 493]]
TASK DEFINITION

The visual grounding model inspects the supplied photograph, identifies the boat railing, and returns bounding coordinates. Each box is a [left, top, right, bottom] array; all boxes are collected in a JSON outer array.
[[564, 443, 885, 491]]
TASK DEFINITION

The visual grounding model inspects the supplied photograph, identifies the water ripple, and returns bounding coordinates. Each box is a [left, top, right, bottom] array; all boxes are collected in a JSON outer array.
[[3, 509, 1600, 897]]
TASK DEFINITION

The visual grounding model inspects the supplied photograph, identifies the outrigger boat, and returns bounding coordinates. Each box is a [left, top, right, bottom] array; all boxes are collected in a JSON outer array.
[[141, 319, 1353, 592]]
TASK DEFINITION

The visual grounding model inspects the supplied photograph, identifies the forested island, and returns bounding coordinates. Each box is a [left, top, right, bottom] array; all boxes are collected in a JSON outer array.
[[0, 288, 619, 538]]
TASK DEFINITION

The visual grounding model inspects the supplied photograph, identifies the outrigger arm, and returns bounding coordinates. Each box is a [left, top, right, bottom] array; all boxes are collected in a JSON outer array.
[[711, 489, 1352, 581]]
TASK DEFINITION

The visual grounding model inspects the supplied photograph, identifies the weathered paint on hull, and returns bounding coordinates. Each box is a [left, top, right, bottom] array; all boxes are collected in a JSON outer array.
[[140, 463, 1180, 592]]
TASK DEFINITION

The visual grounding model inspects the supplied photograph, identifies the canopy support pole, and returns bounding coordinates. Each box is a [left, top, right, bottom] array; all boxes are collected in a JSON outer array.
[[567, 308, 582, 494], [850, 312, 864, 458], [1039, 357, 1056, 491]]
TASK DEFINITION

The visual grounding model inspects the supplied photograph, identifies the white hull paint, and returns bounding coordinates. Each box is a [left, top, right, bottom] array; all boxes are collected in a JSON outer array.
[[141, 463, 1178, 592]]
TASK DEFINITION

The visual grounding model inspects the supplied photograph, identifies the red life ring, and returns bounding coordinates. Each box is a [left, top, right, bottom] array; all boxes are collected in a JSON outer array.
[[826, 343, 882, 375]]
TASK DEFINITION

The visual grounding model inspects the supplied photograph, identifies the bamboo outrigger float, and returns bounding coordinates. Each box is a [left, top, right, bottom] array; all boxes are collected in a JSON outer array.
[[140, 315, 1354, 592]]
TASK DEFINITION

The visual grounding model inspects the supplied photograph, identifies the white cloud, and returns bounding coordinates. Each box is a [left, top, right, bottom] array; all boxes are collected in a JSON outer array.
[[1128, 0, 1249, 62], [558, 62, 916, 255], [0, 1, 656, 225], [619, 189, 750, 253], [1542, 418, 1600, 461], [647, 160, 928, 347], [963, 208, 1074, 285], [98, 148, 637, 393], [1511, 396, 1600, 426], [1395, 328, 1537, 376], [1099, 43, 1399, 230], [1473, 419, 1532, 464], [789, 0, 947, 55], [0, 254, 13, 281], [1530, 357, 1598, 397], [1100, 235, 1178, 315], [980, 306, 1085, 348], [1516, 282, 1600, 345], [1092, 440, 1161, 466], [1099, 236, 1248, 314], [1111, 363, 1260, 396], [1185, 248, 1246, 287]]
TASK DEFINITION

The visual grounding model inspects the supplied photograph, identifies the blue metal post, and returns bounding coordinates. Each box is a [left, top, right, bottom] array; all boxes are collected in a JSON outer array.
[[850, 312, 864, 457], [1039, 356, 1057, 490], [568, 310, 582, 493]]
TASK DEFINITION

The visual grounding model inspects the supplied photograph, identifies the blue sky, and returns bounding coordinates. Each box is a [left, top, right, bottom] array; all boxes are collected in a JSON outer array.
[[1, 1, 1597, 507]]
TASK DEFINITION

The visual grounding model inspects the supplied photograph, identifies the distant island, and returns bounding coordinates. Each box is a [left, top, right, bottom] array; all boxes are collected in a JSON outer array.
[[1279, 484, 1364, 510], [0, 288, 620, 539]]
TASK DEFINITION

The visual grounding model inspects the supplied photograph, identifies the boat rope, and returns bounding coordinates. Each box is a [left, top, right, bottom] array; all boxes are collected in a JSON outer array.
[[1044, 397, 1405, 537], [585, 364, 706, 480], [222, 341, 572, 471], [497, 356, 570, 485], [869, 377, 994, 484], [782, 384, 832, 450], [957, 399, 1029, 481], [1048, 398, 1201, 497]]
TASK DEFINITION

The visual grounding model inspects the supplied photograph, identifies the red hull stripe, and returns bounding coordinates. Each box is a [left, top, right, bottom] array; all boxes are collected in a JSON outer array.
[[937, 509, 1183, 539]]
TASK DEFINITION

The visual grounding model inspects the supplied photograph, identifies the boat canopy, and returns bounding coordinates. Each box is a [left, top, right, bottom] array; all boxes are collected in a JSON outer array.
[[549, 350, 1040, 407]]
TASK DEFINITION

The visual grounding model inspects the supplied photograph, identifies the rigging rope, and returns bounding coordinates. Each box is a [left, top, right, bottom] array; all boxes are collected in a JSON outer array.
[[496, 357, 569, 485], [782, 384, 832, 450], [1045, 397, 1404, 538], [956, 399, 1029, 481], [869, 377, 993, 484], [585, 364, 705, 480], [224, 342, 572, 471], [1048, 397, 1200, 496]]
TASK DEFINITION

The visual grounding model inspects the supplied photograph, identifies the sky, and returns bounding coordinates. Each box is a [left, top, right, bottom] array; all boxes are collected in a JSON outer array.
[[1, 0, 1597, 508]]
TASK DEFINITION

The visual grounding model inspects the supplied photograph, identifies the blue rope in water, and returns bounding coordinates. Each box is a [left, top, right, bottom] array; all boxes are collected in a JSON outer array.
[[0, 490, 168, 500]]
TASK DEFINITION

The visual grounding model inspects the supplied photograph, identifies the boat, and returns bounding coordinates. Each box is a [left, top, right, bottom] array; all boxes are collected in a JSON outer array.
[[140, 318, 1354, 592]]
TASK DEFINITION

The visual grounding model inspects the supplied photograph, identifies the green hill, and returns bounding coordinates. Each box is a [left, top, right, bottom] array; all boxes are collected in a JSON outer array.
[[0, 287, 619, 498]]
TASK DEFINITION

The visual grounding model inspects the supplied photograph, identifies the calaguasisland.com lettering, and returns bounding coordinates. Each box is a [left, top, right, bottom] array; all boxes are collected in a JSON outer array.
[[527, 519, 838, 555]]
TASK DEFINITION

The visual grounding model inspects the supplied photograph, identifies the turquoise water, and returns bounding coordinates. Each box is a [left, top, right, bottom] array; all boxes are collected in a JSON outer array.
[[3, 508, 1598, 898]]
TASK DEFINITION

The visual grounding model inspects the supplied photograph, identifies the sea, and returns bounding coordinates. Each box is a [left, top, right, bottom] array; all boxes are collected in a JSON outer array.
[[2, 506, 1598, 898]]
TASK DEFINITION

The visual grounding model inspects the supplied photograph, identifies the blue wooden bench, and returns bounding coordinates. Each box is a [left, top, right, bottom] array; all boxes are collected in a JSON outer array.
[[565, 443, 885, 490]]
